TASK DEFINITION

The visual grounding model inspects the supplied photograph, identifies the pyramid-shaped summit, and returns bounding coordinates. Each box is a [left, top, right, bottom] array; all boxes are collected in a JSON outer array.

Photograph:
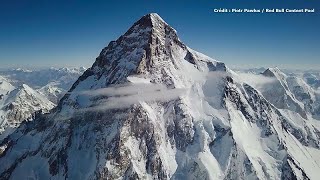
[[92, 13, 184, 68], [1, 13, 320, 180], [130, 13, 168, 28], [70, 13, 223, 94]]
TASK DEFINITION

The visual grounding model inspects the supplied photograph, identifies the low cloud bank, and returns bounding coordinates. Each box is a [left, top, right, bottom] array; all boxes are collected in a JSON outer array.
[[79, 83, 185, 111]]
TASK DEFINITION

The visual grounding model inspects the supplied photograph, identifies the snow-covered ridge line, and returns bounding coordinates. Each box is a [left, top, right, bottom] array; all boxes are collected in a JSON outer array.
[[0, 82, 55, 139], [0, 13, 319, 180]]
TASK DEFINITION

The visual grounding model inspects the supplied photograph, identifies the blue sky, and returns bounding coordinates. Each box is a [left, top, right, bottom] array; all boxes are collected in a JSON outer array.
[[0, 0, 319, 69]]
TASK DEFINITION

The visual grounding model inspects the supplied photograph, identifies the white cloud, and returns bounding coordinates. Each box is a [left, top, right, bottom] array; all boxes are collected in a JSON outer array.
[[78, 83, 186, 111], [236, 72, 277, 90]]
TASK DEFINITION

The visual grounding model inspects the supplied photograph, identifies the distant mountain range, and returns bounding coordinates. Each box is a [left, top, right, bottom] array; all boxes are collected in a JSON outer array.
[[0, 67, 86, 103], [0, 67, 85, 140], [235, 67, 320, 90], [0, 14, 320, 179]]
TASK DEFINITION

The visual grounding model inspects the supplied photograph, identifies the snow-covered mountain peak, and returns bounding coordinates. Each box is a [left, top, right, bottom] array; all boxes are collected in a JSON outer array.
[[1, 14, 320, 180], [147, 13, 164, 22], [92, 13, 180, 69], [0, 76, 14, 95], [263, 67, 287, 80], [5, 83, 55, 112], [128, 13, 172, 33], [259, 67, 308, 118], [74, 13, 224, 95], [10, 83, 36, 96], [0, 83, 55, 137], [263, 67, 289, 89], [256, 67, 320, 120], [11, 68, 32, 73], [136, 13, 166, 26]]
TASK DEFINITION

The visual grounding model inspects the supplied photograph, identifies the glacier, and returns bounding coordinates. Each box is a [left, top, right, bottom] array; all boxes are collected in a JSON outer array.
[[0, 13, 319, 180]]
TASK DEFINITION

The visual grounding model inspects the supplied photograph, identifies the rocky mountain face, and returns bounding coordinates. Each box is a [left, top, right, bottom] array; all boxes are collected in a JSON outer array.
[[0, 13, 320, 180]]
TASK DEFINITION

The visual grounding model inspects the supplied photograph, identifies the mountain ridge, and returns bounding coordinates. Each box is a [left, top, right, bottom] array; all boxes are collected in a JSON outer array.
[[0, 83, 54, 139], [0, 13, 320, 180]]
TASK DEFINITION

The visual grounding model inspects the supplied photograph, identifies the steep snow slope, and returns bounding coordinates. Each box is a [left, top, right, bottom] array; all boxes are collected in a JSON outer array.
[[260, 68, 307, 118], [0, 76, 15, 131], [0, 84, 55, 139], [37, 82, 64, 104], [0, 76, 15, 99], [0, 13, 320, 180], [239, 67, 320, 120]]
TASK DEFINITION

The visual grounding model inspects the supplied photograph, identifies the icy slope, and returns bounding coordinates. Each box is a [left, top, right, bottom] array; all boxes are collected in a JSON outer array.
[[0, 76, 15, 101], [0, 84, 55, 136], [239, 67, 320, 120], [37, 82, 64, 104], [260, 68, 307, 118], [0, 76, 15, 133], [0, 13, 320, 180]]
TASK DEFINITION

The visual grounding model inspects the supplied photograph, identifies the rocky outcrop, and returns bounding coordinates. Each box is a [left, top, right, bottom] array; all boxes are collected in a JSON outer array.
[[0, 13, 319, 180]]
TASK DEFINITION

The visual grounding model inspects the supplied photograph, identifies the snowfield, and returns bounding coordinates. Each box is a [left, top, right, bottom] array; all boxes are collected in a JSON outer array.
[[0, 13, 319, 180], [0, 67, 85, 140]]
